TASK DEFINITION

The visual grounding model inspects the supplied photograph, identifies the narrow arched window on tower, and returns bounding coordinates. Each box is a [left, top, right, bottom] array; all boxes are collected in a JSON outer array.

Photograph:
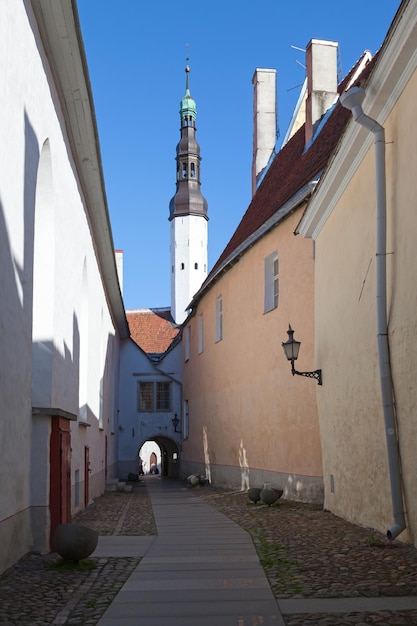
[[194, 263, 198, 269], [181, 263, 185, 270], [182, 163, 187, 178], [191, 163, 195, 178]]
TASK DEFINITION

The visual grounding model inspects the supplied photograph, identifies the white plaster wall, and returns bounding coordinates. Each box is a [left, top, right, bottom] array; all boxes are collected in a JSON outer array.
[[0, 1, 121, 572], [171, 215, 208, 324]]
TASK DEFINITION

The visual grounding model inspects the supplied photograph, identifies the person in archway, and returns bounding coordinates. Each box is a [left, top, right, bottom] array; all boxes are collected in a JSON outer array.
[[137, 456, 144, 476]]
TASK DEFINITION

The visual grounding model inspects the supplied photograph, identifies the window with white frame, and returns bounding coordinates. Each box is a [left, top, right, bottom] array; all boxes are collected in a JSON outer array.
[[198, 313, 203, 354], [215, 295, 223, 342], [185, 325, 191, 361], [138, 381, 171, 412], [264, 251, 279, 313]]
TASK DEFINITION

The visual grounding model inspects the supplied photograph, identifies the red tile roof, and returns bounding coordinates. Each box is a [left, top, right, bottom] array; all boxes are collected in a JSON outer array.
[[126, 308, 180, 356]]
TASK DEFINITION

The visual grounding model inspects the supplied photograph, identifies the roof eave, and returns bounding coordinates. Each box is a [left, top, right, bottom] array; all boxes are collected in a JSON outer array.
[[298, 0, 417, 239], [187, 181, 316, 313]]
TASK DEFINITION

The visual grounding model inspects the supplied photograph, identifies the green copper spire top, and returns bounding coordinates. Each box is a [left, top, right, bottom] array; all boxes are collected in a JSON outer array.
[[180, 65, 197, 121]]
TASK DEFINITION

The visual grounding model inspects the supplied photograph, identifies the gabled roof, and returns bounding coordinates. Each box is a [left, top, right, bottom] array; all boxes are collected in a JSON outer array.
[[188, 52, 374, 312], [126, 308, 180, 359]]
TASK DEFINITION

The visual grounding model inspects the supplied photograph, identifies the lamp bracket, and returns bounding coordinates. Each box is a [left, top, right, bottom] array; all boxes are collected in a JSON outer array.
[[291, 361, 322, 385]]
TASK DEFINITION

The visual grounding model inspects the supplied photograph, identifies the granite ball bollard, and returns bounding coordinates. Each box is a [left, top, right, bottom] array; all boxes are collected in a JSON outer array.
[[260, 486, 284, 507], [247, 487, 262, 504], [52, 524, 98, 562]]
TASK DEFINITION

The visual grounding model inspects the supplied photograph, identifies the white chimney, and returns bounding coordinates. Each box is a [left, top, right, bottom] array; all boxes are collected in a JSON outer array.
[[305, 39, 338, 146], [252, 68, 277, 196]]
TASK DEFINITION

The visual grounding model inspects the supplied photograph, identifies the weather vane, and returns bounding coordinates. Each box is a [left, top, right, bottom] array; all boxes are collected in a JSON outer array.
[[185, 43, 190, 87]]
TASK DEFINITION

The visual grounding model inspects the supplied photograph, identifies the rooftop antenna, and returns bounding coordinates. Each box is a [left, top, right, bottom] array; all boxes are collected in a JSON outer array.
[[287, 44, 306, 92]]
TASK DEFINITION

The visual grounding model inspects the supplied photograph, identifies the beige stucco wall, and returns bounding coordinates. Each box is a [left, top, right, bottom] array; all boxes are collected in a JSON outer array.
[[182, 208, 323, 501], [315, 68, 417, 542]]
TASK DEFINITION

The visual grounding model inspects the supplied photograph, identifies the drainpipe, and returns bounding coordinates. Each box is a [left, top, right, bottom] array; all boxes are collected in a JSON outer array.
[[340, 86, 406, 541]]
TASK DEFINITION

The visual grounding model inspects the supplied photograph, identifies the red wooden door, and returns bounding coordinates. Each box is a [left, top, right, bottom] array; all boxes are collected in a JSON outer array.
[[60, 428, 71, 523], [50, 417, 71, 546]]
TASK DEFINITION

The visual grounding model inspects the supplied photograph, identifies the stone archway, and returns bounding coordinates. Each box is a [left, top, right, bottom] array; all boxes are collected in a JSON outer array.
[[138, 435, 180, 479]]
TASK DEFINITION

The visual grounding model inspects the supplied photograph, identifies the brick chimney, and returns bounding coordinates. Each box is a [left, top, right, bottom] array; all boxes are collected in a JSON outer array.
[[305, 39, 338, 146], [252, 68, 277, 197]]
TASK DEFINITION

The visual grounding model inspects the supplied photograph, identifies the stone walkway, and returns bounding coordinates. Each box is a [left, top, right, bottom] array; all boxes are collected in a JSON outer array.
[[97, 478, 283, 625], [1, 477, 417, 624]]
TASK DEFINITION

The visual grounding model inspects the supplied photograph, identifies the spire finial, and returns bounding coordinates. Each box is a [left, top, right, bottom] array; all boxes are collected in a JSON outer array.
[[185, 43, 190, 91]]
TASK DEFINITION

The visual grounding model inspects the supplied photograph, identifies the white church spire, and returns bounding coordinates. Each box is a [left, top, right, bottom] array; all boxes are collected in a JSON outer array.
[[169, 63, 208, 325]]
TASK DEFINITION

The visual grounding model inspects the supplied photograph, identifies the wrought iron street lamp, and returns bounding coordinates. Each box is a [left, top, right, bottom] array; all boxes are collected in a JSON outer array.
[[282, 325, 322, 385], [172, 413, 181, 433]]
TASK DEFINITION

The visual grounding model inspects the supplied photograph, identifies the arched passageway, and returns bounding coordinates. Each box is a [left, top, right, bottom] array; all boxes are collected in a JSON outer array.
[[138, 435, 180, 479]]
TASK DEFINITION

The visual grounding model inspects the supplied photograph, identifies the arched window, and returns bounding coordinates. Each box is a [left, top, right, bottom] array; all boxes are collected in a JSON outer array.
[[194, 262, 198, 269], [190, 163, 195, 178], [182, 163, 187, 178]]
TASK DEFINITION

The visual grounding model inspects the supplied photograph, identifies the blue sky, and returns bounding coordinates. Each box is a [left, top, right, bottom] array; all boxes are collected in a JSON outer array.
[[77, 1, 398, 311]]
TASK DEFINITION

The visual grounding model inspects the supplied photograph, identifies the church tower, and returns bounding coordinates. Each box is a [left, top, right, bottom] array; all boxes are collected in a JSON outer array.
[[169, 65, 208, 325]]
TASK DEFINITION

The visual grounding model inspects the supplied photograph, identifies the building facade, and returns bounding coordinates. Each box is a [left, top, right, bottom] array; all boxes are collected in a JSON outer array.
[[0, 0, 129, 575], [298, 0, 417, 544], [178, 40, 364, 501]]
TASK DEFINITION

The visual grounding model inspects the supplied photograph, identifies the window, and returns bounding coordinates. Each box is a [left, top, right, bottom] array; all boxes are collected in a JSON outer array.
[[264, 252, 279, 312], [198, 313, 203, 354], [139, 382, 153, 410], [185, 325, 191, 361], [216, 295, 223, 342], [138, 381, 171, 412], [194, 262, 198, 269], [183, 400, 189, 439], [156, 382, 171, 410]]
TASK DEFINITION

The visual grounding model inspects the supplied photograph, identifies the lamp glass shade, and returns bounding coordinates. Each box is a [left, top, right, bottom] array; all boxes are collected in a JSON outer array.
[[282, 325, 301, 361]]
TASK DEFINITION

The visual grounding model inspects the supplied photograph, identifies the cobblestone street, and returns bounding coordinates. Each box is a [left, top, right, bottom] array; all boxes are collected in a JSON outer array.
[[1, 479, 417, 625]]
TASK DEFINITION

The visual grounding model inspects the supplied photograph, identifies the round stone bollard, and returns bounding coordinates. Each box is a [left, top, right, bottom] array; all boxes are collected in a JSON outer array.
[[52, 524, 98, 563], [260, 484, 284, 507], [247, 487, 262, 504]]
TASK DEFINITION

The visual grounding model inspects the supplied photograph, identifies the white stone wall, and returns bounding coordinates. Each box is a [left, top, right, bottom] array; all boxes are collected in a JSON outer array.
[[0, 1, 123, 573]]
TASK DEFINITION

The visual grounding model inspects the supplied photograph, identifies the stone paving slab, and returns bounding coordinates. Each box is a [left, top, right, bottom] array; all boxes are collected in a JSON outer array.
[[100, 598, 283, 619], [278, 594, 417, 614], [99, 615, 284, 625], [122, 576, 271, 591], [91, 535, 156, 557]]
